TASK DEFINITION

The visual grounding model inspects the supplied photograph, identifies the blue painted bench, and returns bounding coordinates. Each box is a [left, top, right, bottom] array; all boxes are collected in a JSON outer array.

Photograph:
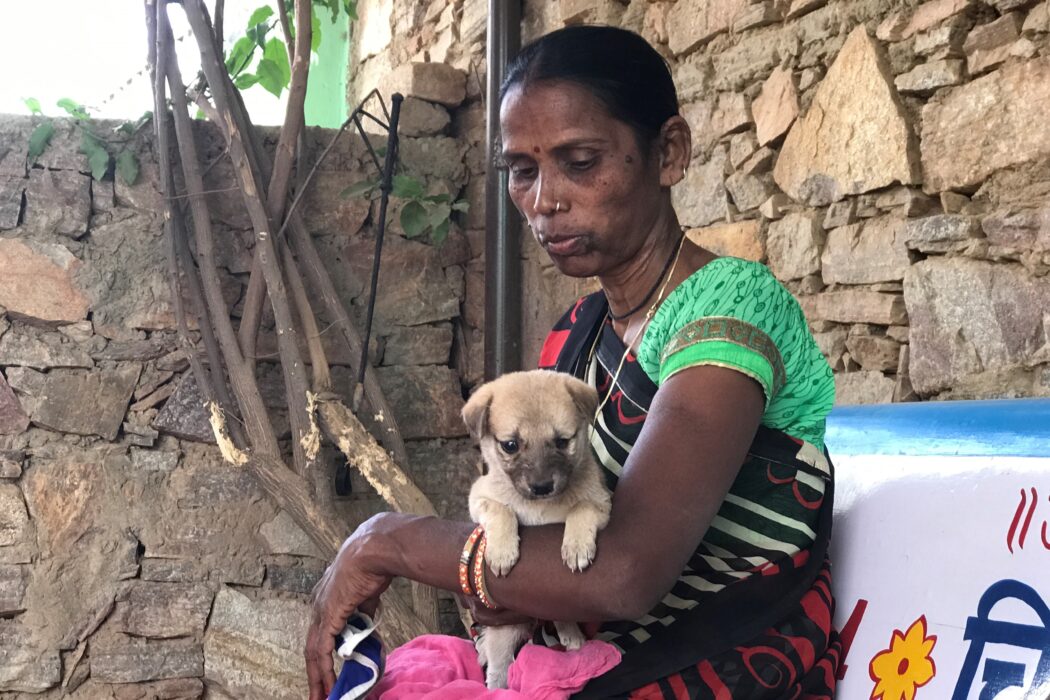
[[825, 399, 1050, 699]]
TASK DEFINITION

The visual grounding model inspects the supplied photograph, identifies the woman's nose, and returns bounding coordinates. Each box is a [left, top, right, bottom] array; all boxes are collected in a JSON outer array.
[[532, 172, 566, 216]]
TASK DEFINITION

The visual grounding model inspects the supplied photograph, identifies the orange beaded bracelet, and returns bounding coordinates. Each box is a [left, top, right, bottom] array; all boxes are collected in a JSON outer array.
[[459, 524, 484, 597], [471, 534, 498, 609]]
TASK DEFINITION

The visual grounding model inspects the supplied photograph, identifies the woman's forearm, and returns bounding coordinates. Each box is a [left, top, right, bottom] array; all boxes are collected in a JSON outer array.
[[382, 512, 660, 622]]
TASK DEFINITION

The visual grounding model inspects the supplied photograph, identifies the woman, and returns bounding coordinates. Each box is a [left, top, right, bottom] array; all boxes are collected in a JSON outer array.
[[307, 25, 840, 699]]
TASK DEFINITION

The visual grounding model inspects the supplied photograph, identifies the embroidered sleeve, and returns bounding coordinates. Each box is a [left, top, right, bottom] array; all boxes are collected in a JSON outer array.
[[638, 258, 798, 406], [659, 316, 786, 403]]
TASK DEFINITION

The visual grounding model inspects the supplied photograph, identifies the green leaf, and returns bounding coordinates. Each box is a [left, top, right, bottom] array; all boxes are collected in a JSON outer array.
[[246, 5, 274, 28], [57, 98, 90, 120], [428, 202, 452, 228], [423, 192, 450, 204], [255, 58, 285, 97], [234, 72, 260, 89], [225, 36, 256, 76], [399, 200, 428, 238], [264, 37, 291, 86], [344, 0, 358, 20], [340, 178, 378, 198], [79, 133, 111, 181], [451, 200, 470, 213], [116, 150, 139, 186], [391, 174, 425, 199], [115, 111, 151, 136], [23, 97, 42, 115], [311, 13, 322, 52], [27, 120, 54, 163], [247, 20, 270, 48], [195, 108, 206, 120], [431, 218, 450, 245]]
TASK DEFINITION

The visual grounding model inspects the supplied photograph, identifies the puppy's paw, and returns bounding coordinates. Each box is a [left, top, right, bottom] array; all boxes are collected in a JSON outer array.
[[561, 533, 597, 572], [485, 532, 520, 577], [485, 665, 510, 690], [554, 621, 586, 651]]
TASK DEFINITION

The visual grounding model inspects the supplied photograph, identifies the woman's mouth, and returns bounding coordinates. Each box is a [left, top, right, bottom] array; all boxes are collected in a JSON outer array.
[[543, 235, 587, 257]]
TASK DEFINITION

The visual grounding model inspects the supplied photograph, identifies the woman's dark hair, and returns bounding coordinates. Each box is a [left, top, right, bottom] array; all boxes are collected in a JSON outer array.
[[500, 25, 679, 146]]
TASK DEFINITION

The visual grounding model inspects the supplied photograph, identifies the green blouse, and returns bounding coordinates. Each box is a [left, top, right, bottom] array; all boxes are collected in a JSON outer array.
[[637, 257, 835, 450]]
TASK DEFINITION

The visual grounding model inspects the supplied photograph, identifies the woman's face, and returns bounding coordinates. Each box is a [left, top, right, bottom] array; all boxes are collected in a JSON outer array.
[[499, 80, 669, 279]]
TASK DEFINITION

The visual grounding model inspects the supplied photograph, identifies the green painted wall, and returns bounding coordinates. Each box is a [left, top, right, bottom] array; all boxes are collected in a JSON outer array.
[[304, 4, 350, 127]]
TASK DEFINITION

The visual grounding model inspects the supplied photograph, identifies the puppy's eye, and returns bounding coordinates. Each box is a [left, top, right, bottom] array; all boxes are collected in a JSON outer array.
[[499, 439, 519, 455], [554, 437, 570, 450]]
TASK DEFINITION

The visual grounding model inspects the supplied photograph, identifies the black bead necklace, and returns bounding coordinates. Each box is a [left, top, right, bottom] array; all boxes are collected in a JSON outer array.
[[606, 234, 686, 321]]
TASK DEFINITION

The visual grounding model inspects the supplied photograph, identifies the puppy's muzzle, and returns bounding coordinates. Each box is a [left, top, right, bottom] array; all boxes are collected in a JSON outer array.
[[529, 480, 556, 498]]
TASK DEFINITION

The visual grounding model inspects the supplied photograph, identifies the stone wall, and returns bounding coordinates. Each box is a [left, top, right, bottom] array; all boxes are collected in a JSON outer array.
[[0, 114, 478, 698], [350, 0, 1050, 403]]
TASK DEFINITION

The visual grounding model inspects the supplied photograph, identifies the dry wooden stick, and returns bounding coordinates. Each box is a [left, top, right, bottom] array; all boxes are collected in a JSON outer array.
[[161, 5, 281, 459], [238, 0, 311, 363], [232, 92, 413, 470], [282, 241, 331, 392], [163, 0, 438, 642], [149, 0, 215, 412], [184, 0, 315, 478], [214, 0, 225, 46]]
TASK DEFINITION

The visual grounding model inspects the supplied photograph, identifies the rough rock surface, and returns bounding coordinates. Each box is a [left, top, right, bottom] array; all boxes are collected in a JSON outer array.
[[8, 365, 140, 440], [0, 239, 90, 323], [904, 258, 1050, 395], [22, 169, 91, 238], [667, 0, 749, 54], [766, 212, 825, 281], [673, 145, 730, 228], [0, 372, 28, 436], [921, 58, 1050, 192], [822, 216, 912, 284], [203, 587, 311, 700], [686, 220, 765, 261], [753, 66, 799, 146], [835, 370, 897, 405], [774, 28, 920, 205]]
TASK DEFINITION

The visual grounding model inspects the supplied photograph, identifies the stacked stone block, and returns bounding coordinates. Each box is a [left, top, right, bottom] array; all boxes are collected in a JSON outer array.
[[0, 112, 478, 697]]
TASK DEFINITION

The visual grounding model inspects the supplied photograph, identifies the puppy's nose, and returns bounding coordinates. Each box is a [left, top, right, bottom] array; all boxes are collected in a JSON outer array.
[[530, 480, 555, 497]]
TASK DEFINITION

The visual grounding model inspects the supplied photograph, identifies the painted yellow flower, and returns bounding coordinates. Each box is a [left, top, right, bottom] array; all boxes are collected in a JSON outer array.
[[868, 615, 937, 700]]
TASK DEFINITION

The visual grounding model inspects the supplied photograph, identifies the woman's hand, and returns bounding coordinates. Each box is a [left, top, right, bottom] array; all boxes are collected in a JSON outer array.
[[305, 513, 399, 700]]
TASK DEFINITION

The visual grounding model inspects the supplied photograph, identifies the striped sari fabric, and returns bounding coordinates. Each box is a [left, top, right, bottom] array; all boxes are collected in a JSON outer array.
[[539, 292, 842, 700]]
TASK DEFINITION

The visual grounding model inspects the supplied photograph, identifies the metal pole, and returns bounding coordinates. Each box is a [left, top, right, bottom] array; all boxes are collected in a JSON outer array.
[[484, 0, 523, 380], [354, 92, 403, 410]]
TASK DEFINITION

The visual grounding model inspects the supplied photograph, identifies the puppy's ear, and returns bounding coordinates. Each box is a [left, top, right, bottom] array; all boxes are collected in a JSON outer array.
[[562, 377, 599, 424], [462, 383, 494, 441]]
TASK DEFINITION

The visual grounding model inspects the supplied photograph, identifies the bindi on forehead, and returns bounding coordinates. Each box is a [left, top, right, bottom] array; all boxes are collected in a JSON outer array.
[[534, 147, 540, 153]]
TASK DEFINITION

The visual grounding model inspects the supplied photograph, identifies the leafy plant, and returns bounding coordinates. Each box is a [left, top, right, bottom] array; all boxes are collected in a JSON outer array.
[[341, 173, 468, 245], [22, 98, 147, 186], [225, 0, 357, 98]]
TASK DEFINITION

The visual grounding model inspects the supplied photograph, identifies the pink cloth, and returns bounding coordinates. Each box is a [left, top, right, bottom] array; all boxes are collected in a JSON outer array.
[[368, 635, 621, 700]]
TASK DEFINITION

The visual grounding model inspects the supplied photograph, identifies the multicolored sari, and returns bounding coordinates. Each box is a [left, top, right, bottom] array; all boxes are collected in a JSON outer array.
[[539, 276, 842, 699]]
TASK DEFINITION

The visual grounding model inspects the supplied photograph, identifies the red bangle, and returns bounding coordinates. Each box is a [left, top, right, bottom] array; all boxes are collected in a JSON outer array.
[[472, 534, 498, 609], [459, 525, 484, 597]]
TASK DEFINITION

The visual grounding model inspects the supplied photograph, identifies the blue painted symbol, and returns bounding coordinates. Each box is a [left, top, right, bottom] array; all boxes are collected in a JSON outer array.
[[952, 579, 1050, 699]]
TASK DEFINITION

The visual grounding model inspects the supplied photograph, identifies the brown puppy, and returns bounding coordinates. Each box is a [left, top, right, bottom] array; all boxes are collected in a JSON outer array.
[[462, 369, 613, 689]]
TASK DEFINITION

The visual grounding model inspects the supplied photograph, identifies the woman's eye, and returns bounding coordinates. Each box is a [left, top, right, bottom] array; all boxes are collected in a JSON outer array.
[[499, 439, 519, 454], [510, 166, 536, 179], [568, 159, 596, 172], [554, 437, 570, 449]]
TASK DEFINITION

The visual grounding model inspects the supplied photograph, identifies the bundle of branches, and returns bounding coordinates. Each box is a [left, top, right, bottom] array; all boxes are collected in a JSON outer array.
[[144, 0, 445, 646]]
